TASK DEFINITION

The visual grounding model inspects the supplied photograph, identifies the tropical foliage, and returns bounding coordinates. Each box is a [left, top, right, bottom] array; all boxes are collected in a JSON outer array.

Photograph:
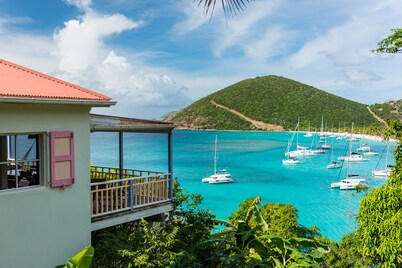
[[56, 246, 94, 268], [356, 120, 402, 266], [92, 183, 330, 267], [372, 28, 402, 54], [369, 100, 402, 123], [228, 198, 320, 239], [197, 0, 255, 17], [168, 75, 382, 131]]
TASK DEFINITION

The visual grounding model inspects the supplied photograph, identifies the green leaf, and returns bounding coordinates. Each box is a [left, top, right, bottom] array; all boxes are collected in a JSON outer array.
[[64, 246, 94, 268]]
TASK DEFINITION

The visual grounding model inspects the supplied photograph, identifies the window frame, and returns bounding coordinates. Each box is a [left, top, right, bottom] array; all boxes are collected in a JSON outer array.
[[0, 133, 44, 191]]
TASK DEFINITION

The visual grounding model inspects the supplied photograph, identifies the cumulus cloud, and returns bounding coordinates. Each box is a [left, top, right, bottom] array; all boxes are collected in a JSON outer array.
[[344, 69, 383, 83], [96, 51, 190, 107], [53, 10, 140, 72]]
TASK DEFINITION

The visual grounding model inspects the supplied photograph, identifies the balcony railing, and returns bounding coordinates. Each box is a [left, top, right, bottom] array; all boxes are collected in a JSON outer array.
[[90, 166, 171, 218]]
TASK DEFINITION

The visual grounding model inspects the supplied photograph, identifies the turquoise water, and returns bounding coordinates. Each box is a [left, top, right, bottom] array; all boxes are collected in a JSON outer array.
[[90, 130, 394, 242]]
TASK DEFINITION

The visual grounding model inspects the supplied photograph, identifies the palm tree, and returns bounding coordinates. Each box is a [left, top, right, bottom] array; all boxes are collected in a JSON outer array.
[[196, 0, 255, 17]]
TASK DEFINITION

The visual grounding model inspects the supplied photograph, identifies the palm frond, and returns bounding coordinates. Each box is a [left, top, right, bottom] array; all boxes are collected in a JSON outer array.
[[196, 0, 255, 17]]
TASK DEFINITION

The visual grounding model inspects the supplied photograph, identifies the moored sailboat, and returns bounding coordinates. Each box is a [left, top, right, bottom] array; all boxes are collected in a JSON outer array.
[[202, 135, 233, 184], [330, 122, 367, 190], [372, 141, 392, 178]]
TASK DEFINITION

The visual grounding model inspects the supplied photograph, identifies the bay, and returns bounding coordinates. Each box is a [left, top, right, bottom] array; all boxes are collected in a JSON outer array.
[[90, 130, 393, 241]]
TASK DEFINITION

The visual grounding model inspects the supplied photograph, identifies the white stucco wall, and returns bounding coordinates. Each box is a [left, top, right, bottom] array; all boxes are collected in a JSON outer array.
[[0, 103, 92, 268]]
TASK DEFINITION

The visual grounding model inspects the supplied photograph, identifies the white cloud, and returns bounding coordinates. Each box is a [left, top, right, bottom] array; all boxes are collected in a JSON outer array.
[[172, 1, 209, 35], [344, 68, 383, 83], [63, 0, 92, 11], [0, 33, 57, 73], [290, 1, 402, 69], [212, 1, 280, 58], [95, 51, 190, 107], [242, 25, 296, 62], [53, 10, 140, 72]]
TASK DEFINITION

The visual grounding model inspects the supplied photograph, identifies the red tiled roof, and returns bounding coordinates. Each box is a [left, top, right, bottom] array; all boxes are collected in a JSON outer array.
[[0, 58, 112, 101]]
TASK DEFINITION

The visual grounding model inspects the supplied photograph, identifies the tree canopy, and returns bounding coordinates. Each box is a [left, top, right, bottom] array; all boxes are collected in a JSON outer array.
[[373, 28, 402, 54], [356, 120, 402, 266]]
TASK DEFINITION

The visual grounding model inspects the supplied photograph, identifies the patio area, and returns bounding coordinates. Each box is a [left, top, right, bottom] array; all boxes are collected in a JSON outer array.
[[89, 114, 175, 230]]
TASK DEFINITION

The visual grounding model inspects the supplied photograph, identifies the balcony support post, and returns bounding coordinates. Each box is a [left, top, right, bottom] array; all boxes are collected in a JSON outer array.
[[168, 131, 173, 199]]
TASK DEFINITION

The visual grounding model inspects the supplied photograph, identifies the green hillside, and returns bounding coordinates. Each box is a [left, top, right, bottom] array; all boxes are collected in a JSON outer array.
[[369, 100, 402, 123], [168, 75, 382, 131]]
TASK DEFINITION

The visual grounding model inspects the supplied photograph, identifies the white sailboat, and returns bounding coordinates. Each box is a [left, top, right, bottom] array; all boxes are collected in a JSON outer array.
[[340, 123, 369, 162], [330, 122, 367, 190], [357, 125, 378, 155], [372, 141, 392, 177], [327, 139, 341, 169], [304, 122, 313, 137], [331, 174, 366, 190], [285, 118, 315, 158], [282, 140, 300, 164], [202, 135, 233, 184]]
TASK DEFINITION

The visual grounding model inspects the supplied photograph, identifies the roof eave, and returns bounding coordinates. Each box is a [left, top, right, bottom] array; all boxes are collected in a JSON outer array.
[[91, 124, 175, 133], [0, 97, 116, 107]]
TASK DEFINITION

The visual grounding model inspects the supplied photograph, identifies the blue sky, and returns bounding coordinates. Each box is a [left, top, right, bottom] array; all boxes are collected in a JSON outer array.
[[1, 0, 401, 118]]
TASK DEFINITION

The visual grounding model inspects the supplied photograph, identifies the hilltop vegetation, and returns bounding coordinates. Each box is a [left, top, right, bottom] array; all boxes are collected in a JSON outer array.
[[168, 75, 382, 131], [369, 100, 402, 123]]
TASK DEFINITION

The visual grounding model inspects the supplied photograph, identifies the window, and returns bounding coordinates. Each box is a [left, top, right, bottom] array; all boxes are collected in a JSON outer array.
[[0, 134, 41, 190]]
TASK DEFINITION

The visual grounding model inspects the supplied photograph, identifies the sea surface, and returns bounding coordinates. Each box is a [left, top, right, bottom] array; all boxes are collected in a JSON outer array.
[[90, 130, 394, 242]]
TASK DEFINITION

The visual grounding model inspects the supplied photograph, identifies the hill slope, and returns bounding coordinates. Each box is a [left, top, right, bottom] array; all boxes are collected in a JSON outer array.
[[168, 75, 381, 131], [369, 100, 402, 123]]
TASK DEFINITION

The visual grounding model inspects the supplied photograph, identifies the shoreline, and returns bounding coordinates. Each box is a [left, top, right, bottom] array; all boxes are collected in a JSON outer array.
[[172, 128, 395, 142]]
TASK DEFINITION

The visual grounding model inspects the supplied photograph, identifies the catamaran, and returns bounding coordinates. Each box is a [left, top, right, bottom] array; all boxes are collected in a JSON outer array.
[[330, 122, 367, 190], [285, 118, 315, 158], [339, 123, 369, 162], [372, 141, 392, 178], [331, 174, 366, 190], [202, 135, 233, 184], [282, 140, 300, 164]]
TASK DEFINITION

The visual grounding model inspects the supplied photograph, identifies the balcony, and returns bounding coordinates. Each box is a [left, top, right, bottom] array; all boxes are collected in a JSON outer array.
[[89, 114, 175, 231], [90, 166, 173, 230]]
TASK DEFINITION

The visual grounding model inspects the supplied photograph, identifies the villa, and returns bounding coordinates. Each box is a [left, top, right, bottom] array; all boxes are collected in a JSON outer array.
[[0, 58, 174, 267]]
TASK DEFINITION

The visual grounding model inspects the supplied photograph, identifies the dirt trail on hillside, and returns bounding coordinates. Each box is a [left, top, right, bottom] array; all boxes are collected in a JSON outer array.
[[367, 106, 388, 127], [211, 100, 285, 131]]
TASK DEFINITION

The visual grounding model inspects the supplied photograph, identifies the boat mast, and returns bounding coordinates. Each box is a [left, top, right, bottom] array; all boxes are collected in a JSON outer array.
[[214, 135, 218, 174], [385, 140, 390, 169], [320, 116, 324, 135], [296, 117, 300, 146]]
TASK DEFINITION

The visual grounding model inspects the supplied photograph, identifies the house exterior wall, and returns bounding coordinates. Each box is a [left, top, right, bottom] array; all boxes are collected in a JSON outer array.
[[0, 103, 92, 268]]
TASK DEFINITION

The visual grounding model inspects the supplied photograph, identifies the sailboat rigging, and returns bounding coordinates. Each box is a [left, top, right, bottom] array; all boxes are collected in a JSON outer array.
[[201, 135, 233, 184]]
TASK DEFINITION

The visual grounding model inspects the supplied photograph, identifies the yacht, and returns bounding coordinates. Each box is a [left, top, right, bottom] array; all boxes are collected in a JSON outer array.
[[285, 118, 315, 158], [331, 174, 366, 190], [357, 143, 370, 152], [327, 160, 342, 169], [372, 168, 391, 177], [282, 157, 300, 165], [204, 169, 233, 184], [286, 146, 315, 157], [372, 141, 392, 178], [343, 152, 369, 162], [202, 136, 233, 184]]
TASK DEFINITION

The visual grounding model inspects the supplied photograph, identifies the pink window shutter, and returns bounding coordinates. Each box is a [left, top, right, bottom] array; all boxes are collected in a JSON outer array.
[[49, 131, 75, 187]]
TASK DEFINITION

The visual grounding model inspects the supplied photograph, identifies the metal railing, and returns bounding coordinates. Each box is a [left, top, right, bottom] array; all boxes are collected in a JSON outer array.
[[90, 166, 171, 218]]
